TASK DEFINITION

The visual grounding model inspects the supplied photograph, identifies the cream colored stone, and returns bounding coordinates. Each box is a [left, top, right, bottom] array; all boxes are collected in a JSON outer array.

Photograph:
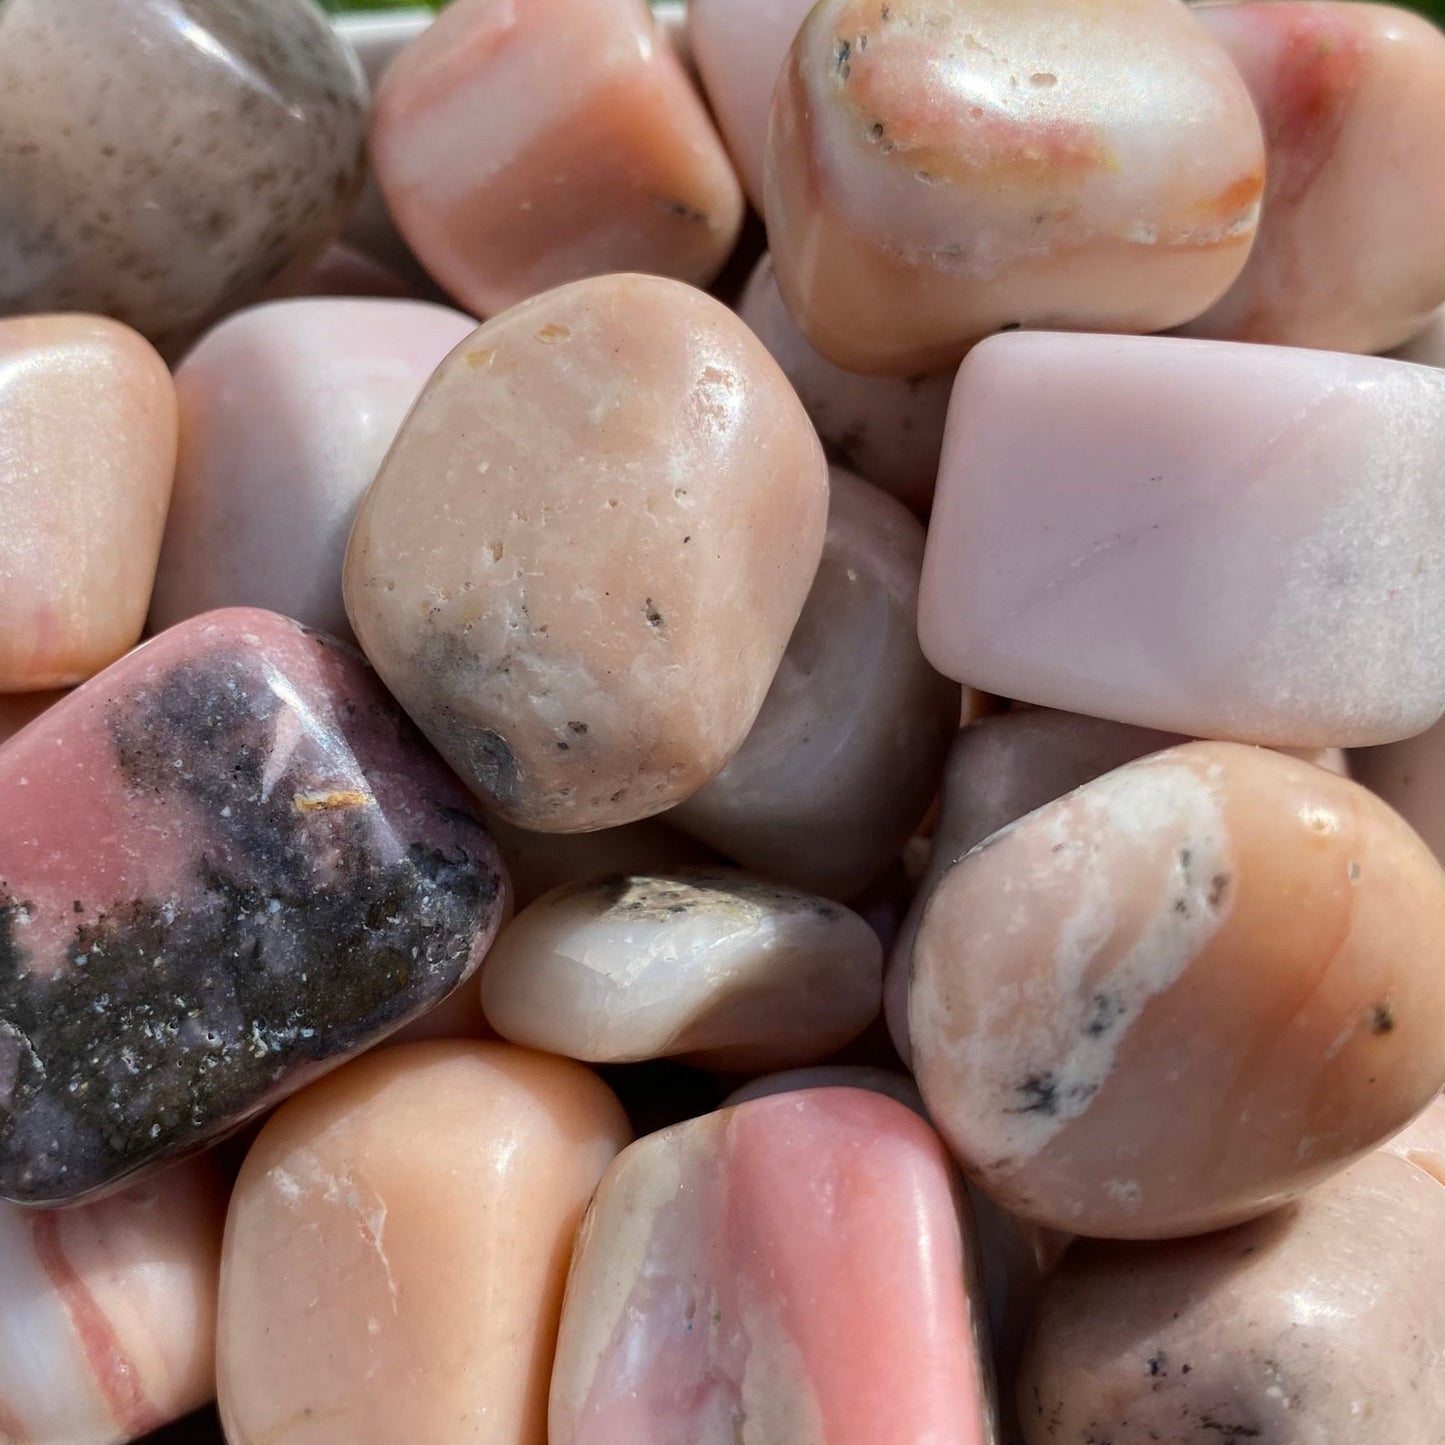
[[910, 742, 1445, 1238], [217, 1042, 628, 1445], [0, 316, 176, 691], [672, 469, 957, 898], [345, 273, 829, 832], [481, 870, 881, 1070]]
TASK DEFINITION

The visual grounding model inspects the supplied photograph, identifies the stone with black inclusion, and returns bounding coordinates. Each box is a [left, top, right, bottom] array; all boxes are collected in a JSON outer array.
[[0, 608, 507, 1205]]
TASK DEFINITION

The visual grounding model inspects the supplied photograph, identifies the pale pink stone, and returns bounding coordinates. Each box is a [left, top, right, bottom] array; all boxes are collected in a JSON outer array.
[[689, 0, 814, 206], [765, 0, 1265, 374], [550, 1089, 994, 1445], [0, 316, 177, 692], [0, 1156, 226, 1445], [1182, 2, 1445, 353], [151, 300, 476, 641], [737, 256, 953, 513], [372, 0, 744, 318], [919, 332, 1445, 748]]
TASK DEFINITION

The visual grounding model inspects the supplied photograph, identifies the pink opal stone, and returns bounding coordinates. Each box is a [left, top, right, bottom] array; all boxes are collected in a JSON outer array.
[[549, 1088, 995, 1445], [1181, 2, 1445, 353], [0, 609, 507, 1204], [0, 315, 177, 693], [920, 332, 1445, 748], [736, 255, 953, 514], [0, 1155, 226, 1445], [150, 299, 476, 641], [689, 0, 814, 206], [371, 0, 744, 318]]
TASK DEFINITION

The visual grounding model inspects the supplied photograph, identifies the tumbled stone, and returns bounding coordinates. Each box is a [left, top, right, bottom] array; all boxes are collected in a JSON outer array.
[[672, 470, 957, 897], [0, 691, 65, 749], [1018, 1147, 1445, 1445], [550, 1089, 994, 1445], [910, 742, 1445, 1238], [0, 609, 507, 1205], [738, 256, 952, 513], [690, 0, 814, 206], [481, 871, 881, 1070], [345, 273, 829, 832], [151, 300, 476, 641], [765, 0, 1264, 374], [219, 1042, 628, 1445], [0, 316, 177, 693], [0, 0, 366, 355], [372, 0, 744, 318], [1181, 2, 1445, 353], [0, 1155, 225, 1445], [920, 332, 1445, 747]]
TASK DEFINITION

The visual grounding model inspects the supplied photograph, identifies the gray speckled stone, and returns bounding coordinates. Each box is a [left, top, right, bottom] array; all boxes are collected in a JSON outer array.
[[0, 0, 367, 354]]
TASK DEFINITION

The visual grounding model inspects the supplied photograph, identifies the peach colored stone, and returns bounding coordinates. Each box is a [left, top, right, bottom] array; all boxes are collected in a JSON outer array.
[[1181, 3, 1445, 353], [481, 870, 881, 1070], [0, 316, 176, 692], [0, 689, 64, 748], [765, 0, 1265, 374], [737, 256, 952, 513], [372, 0, 744, 318], [910, 742, 1445, 1239], [0, 1155, 225, 1445], [920, 332, 1445, 747], [671, 469, 958, 897], [689, 0, 815, 206], [1018, 1147, 1445, 1444], [151, 299, 476, 641], [345, 274, 829, 832], [550, 1089, 994, 1445], [218, 1042, 628, 1445]]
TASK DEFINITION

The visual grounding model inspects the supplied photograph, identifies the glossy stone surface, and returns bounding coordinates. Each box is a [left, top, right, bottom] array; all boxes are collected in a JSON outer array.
[[689, 0, 814, 206], [372, 0, 744, 318], [765, 0, 1264, 374], [482, 870, 881, 1069], [345, 274, 829, 832], [0, 609, 507, 1205], [219, 1042, 628, 1445], [910, 742, 1445, 1238], [672, 470, 957, 897], [0, 316, 177, 693], [1181, 3, 1445, 353], [737, 256, 952, 514], [920, 332, 1445, 747], [1018, 1147, 1445, 1445], [550, 1089, 994, 1445], [0, 0, 367, 356], [0, 1156, 225, 1445], [151, 300, 476, 641]]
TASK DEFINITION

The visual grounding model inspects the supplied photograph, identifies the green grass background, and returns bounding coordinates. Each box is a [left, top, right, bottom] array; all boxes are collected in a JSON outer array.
[[318, 0, 1445, 22]]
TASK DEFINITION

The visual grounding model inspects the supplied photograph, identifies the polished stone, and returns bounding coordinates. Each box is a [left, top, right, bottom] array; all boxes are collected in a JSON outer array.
[[1018, 1146, 1445, 1444], [0, 0, 367, 355], [910, 742, 1445, 1238], [0, 1156, 225, 1445], [920, 332, 1445, 747], [1182, 2, 1445, 353], [765, 0, 1264, 373], [372, 0, 743, 317], [0, 609, 507, 1204], [0, 316, 176, 693], [151, 300, 476, 641], [345, 274, 829, 832], [737, 256, 952, 513], [481, 870, 881, 1070], [672, 469, 958, 897], [550, 1089, 994, 1444], [219, 1042, 628, 1445]]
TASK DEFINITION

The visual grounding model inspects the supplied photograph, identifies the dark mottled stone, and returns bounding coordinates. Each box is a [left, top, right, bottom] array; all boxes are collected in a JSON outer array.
[[0, 609, 506, 1204], [0, 0, 367, 355]]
